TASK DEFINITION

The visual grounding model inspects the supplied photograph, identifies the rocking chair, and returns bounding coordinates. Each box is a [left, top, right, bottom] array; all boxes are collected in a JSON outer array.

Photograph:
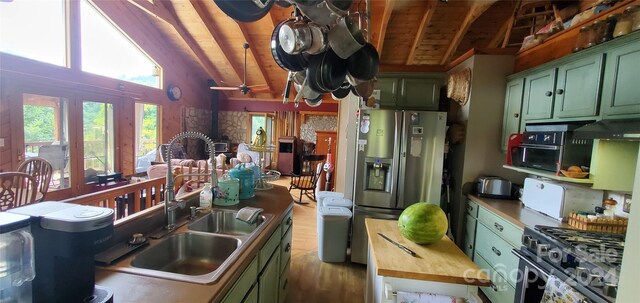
[[289, 154, 325, 205]]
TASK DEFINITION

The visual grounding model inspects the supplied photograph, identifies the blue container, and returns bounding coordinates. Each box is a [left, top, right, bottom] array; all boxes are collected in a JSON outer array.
[[229, 164, 255, 199]]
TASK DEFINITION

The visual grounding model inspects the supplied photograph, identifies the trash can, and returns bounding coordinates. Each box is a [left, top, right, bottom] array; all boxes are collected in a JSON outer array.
[[318, 206, 352, 262], [316, 191, 344, 208], [324, 197, 352, 209]]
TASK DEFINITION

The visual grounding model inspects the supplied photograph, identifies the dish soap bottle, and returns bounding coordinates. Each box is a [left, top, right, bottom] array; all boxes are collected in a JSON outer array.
[[199, 183, 213, 208]]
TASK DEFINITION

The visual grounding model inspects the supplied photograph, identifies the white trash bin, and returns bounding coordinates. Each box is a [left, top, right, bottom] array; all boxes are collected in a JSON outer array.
[[316, 191, 344, 208], [318, 206, 352, 262], [324, 197, 352, 209]]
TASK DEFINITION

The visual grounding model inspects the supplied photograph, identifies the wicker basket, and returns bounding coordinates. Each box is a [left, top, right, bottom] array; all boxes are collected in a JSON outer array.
[[568, 212, 628, 234]]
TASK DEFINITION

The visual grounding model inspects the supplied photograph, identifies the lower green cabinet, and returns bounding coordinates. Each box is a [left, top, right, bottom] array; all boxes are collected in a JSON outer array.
[[259, 250, 280, 303], [278, 263, 290, 303], [222, 257, 258, 303], [243, 283, 259, 303]]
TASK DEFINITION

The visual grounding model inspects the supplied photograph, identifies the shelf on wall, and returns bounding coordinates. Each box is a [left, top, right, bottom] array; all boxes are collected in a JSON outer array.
[[503, 165, 594, 184]]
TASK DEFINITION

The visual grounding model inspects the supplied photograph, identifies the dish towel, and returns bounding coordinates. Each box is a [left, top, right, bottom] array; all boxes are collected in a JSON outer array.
[[541, 275, 591, 303], [396, 291, 471, 303], [236, 207, 264, 224]]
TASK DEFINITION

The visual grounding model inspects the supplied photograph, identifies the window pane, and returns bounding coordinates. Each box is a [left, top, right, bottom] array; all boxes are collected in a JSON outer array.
[[251, 116, 265, 144], [135, 103, 159, 173], [23, 94, 70, 190], [83, 101, 115, 182], [0, 0, 66, 66], [80, 0, 160, 88]]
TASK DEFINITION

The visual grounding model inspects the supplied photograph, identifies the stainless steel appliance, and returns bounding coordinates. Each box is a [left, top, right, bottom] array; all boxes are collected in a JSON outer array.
[[0, 212, 35, 303], [351, 110, 446, 264], [513, 225, 625, 303], [517, 123, 593, 174], [476, 176, 512, 199], [522, 177, 603, 221], [9, 202, 115, 303]]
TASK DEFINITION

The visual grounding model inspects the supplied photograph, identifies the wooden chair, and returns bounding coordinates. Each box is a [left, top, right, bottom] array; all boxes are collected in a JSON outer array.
[[289, 155, 326, 205], [0, 172, 38, 211], [18, 157, 53, 202]]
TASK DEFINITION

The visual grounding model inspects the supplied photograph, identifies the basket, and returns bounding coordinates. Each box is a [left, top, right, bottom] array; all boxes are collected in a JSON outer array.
[[568, 212, 628, 234]]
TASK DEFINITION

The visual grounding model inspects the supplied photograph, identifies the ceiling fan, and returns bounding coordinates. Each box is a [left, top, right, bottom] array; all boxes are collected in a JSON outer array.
[[209, 42, 270, 95]]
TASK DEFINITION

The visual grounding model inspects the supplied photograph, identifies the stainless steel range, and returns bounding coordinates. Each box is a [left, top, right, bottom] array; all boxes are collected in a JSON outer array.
[[513, 225, 625, 303]]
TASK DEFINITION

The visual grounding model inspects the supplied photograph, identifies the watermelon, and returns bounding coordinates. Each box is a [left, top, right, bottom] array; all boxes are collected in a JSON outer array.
[[398, 203, 448, 244]]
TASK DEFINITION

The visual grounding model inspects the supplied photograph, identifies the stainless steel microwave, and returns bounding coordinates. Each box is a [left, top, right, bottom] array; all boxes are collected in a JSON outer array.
[[514, 124, 593, 174]]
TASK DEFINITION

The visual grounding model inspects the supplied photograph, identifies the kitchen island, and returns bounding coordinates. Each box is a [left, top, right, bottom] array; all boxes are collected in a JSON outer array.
[[95, 185, 294, 303], [365, 218, 490, 303]]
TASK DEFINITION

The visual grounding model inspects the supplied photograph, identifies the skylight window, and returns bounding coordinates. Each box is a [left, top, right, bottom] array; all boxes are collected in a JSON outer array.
[[80, 0, 160, 88], [0, 0, 67, 66]]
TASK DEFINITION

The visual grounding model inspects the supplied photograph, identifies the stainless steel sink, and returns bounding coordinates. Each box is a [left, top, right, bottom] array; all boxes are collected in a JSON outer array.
[[131, 233, 240, 276], [188, 209, 266, 236]]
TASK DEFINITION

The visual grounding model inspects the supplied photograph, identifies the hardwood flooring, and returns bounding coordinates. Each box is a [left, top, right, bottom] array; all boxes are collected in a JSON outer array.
[[270, 177, 367, 303]]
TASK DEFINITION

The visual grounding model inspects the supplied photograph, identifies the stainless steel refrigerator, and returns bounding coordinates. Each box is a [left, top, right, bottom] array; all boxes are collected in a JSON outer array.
[[351, 110, 446, 264]]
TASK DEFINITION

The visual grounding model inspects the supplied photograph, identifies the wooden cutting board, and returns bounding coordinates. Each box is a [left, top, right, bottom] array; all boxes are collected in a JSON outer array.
[[365, 218, 491, 286]]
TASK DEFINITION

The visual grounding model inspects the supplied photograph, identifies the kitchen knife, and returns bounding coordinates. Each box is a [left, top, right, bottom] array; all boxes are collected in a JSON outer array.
[[377, 233, 417, 257]]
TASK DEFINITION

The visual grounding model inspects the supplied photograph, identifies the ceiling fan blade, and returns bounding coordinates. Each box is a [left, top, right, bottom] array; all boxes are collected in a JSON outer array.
[[210, 87, 240, 91]]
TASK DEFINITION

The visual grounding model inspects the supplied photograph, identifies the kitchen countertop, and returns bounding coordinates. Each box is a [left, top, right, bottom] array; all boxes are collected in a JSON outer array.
[[365, 218, 491, 286], [467, 194, 570, 229], [95, 185, 294, 303]]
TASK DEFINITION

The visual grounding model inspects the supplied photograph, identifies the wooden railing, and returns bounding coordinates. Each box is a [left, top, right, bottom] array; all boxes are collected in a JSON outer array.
[[62, 177, 166, 219]]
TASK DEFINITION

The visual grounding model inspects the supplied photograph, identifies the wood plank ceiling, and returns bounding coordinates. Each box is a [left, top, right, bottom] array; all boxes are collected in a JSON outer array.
[[96, 0, 519, 102]]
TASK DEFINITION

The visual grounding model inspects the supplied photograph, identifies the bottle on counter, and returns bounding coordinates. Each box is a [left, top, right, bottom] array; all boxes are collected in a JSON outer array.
[[604, 198, 617, 218], [573, 25, 591, 52], [199, 182, 213, 208], [614, 7, 635, 37], [587, 20, 604, 47], [601, 14, 619, 43]]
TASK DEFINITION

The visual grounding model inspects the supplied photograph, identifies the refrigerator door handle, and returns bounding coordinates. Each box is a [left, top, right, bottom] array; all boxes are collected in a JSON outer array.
[[396, 111, 408, 208], [390, 111, 402, 208]]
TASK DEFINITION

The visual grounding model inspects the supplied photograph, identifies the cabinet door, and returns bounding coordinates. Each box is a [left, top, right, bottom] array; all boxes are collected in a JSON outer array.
[[554, 54, 603, 119], [601, 41, 640, 118], [259, 251, 280, 303], [399, 78, 440, 110], [464, 214, 477, 259], [243, 283, 258, 303], [501, 78, 524, 151], [523, 68, 556, 120], [375, 77, 399, 108]]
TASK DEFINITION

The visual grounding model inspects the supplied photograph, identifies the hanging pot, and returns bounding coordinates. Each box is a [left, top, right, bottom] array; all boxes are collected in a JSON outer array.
[[304, 94, 323, 107], [279, 18, 313, 55], [351, 78, 375, 98], [271, 19, 310, 71], [306, 54, 330, 93], [297, 0, 352, 26], [328, 15, 365, 59], [331, 82, 351, 99], [319, 48, 348, 91], [213, 0, 274, 22], [347, 43, 379, 81], [305, 23, 329, 55]]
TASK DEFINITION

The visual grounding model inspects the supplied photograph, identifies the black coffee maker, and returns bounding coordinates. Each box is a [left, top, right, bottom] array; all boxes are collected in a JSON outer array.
[[9, 202, 114, 303]]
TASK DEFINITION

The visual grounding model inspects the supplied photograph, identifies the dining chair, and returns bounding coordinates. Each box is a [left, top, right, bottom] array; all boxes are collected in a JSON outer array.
[[0, 172, 38, 211], [18, 157, 53, 202], [289, 154, 326, 205]]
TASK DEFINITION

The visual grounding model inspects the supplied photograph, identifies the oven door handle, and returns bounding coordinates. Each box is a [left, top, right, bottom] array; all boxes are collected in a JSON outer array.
[[512, 249, 551, 279], [520, 144, 561, 150]]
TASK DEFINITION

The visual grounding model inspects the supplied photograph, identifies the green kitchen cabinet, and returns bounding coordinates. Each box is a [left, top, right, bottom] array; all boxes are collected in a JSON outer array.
[[243, 283, 258, 303], [501, 78, 524, 151], [258, 250, 280, 303], [375, 74, 443, 110], [600, 41, 640, 118], [522, 68, 556, 121], [222, 257, 259, 303], [554, 54, 603, 119]]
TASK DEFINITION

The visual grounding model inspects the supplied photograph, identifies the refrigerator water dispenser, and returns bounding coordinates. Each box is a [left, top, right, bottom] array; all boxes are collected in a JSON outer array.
[[365, 159, 391, 191]]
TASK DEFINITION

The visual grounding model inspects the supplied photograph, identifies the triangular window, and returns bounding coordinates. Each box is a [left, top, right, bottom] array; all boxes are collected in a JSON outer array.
[[80, 0, 160, 88]]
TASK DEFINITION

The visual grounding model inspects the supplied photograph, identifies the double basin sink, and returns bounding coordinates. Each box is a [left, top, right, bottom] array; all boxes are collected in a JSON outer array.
[[110, 209, 272, 284]]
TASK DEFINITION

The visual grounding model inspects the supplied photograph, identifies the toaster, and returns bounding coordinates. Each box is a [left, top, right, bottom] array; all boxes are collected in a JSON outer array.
[[476, 177, 512, 199]]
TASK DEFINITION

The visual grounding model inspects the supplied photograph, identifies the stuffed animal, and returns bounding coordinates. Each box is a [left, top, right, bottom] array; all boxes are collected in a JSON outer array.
[[252, 127, 267, 147]]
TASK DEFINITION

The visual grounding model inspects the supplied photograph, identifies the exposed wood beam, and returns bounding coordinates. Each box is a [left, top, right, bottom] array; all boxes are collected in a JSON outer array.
[[379, 64, 446, 73], [488, 17, 512, 48], [376, 0, 396, 55], [439, 0, 498, 65], [125, 0, 226, 84], [189, 0, 244, 86], [502, 0, 521, 48], [406, 1, 437, 65]]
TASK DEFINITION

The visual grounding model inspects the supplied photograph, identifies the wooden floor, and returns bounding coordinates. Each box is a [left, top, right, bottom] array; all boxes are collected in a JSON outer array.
[[270, 177, 367, 303]]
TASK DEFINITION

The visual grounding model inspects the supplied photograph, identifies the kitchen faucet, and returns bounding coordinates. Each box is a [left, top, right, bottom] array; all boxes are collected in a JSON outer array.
[[164, 131, 217, 230]]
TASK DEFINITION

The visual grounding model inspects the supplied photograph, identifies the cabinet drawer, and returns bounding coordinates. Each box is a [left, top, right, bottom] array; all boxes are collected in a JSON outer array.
[[475, 223, 519, 287], [279, 262, 290, 303], [280, 224, 293, 273], [477, 207, 523, 247], [474, 252, 516, 303], [260, 226, 281, 272], [466, 200, 479, 217], [464, 215, 477, 259], [281, 208, 293, 238], [222, 257, 258, 303]]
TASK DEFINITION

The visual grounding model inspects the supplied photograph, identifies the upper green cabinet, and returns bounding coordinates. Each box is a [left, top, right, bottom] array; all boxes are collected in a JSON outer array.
[[374, 74, 443, 110], [554, 54, 603, 119], [521, 53, 603, 123], [523, 68, 556, 120], [600, 40, 640, 119], [502, 78, 524, 151]]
